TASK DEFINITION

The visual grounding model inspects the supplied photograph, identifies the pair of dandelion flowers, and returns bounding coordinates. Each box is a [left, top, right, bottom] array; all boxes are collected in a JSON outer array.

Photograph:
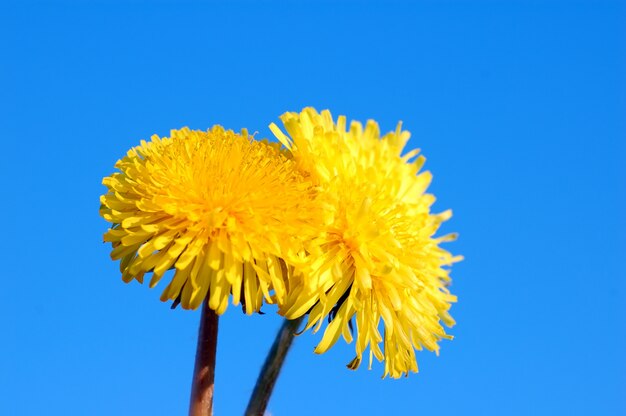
[[100, 108, 460, 379]]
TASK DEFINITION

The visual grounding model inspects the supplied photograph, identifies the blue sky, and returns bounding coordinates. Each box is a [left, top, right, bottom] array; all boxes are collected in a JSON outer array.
[[1, 1, 624, 415]]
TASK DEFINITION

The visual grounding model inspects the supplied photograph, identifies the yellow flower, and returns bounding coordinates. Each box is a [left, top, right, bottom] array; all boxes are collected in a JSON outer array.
[[270, 108, 460, 378], [100, 126, 315, 314]]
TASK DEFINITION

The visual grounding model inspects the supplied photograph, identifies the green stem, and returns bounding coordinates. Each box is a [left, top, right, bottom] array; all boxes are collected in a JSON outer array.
[[245, 316, 304, 416]]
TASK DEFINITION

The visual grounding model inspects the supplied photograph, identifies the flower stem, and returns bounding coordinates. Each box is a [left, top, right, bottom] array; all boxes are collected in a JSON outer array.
[[189, 302, 219, 416], [245, 316, 304, 416]]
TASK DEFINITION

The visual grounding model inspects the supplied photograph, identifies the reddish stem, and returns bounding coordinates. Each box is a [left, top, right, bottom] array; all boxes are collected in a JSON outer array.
[[189, 302, 219, 416]]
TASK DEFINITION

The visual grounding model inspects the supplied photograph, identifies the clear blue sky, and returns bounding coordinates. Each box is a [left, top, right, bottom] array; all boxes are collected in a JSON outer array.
[[1, 1, 623, 415]]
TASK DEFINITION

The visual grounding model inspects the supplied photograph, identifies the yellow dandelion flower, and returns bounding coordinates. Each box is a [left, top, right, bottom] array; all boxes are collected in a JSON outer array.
[[270, 108, 461, 378], [100, 126, 316, 314]]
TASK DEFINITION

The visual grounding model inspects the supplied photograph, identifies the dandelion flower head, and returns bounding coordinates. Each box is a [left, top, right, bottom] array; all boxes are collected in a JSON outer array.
[[100, 126, 316, 314], [270, 108, 460, 378]]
